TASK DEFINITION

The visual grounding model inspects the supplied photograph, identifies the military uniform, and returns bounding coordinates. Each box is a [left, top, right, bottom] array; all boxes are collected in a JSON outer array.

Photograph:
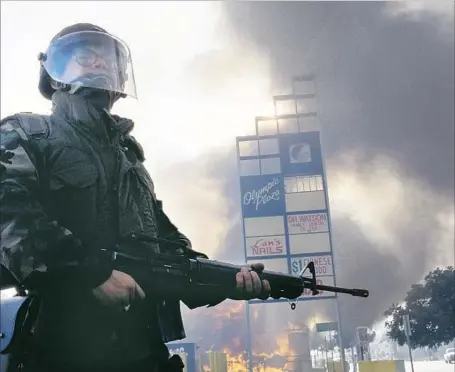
[[0, 91, 217, 371]]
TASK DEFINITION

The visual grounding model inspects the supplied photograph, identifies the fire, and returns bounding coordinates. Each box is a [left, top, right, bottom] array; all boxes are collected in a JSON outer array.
[[200, 300, 245, 319], [216, 331, 294, 371], [185, 298, 333, 370]]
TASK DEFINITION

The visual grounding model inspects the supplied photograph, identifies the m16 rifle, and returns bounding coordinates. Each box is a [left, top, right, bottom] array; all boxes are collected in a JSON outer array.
[[101, 233, 369, 309], [0, 234, 369, 372]]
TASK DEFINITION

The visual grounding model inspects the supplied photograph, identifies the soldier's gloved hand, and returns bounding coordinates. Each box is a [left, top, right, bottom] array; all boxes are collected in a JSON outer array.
[[235, 263, 271, 300], [92, 270, 146, 311]]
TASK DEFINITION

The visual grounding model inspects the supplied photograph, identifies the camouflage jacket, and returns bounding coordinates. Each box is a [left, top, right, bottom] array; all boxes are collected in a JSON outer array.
[[0, 92, 214, 362]]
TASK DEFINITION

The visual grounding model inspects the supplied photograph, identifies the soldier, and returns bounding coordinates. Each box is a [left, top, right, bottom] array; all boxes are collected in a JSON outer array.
[[0, 23, 271, 372]]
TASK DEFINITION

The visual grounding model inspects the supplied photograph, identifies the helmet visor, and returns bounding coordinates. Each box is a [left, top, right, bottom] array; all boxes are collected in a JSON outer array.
[[42, 31, 137, 98]]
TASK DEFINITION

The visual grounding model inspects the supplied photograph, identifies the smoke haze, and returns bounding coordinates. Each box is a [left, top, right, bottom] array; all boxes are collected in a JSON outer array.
[[173, 1, 454, 346]]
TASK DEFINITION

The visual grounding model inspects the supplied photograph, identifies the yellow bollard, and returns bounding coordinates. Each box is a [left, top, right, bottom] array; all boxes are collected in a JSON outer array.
[[357, 360, 406, 372], [207, 351, 228, 372], [326, 360, 345, 372]]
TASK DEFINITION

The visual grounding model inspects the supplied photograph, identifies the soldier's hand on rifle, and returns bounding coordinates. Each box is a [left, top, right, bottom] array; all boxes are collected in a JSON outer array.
[[236, 263, 271, 300], [92, 269, 146, 311]]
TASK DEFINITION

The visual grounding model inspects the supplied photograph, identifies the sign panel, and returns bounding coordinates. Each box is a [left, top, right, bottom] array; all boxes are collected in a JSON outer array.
[[244, 216, 285, 238], [403, 314, 411, 337], [288, 233, 332, 255], [290, 255, 334, 276], [240, 175, 285, 218], [287, 212, 329, 234], [245, 235, 286, 258], [316, 322, 338, 333], [279, 132, 323, 175]]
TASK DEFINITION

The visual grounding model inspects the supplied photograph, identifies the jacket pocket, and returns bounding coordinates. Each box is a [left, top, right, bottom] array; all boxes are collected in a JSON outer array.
[[47, 147, 99, 235], [49, 147, 98, 190]]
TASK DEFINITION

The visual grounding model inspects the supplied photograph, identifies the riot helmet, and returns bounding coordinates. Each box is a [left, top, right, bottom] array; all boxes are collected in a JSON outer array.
[[38, 23, 137, 101]]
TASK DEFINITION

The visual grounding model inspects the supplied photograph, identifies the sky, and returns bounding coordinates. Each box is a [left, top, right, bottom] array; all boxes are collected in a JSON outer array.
[[1, 0, 454, 347]]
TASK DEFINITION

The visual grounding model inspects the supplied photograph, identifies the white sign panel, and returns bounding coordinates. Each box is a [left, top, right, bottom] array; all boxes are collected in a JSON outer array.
[[289, 233, 331, 255], [245, 235, 286, 257], [290, 255, 334, 276], [287, 213, 329, 234], [244, 216, 285, 237], [299, 275, 336, 298]]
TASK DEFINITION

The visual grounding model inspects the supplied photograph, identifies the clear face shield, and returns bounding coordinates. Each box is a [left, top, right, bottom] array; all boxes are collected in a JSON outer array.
[[41, 31, 137, 98]]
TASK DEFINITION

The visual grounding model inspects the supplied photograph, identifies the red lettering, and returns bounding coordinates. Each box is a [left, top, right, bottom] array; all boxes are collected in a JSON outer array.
[[251, 238, 284, 255]]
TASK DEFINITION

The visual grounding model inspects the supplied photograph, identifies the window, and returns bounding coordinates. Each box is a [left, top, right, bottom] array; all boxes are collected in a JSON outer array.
[[240, 159, 260, 176], [238, 140, 258, 157], [275, 100, 296, 116], [296, 98, 317, 115], [259, 138, 279, 155], [284, 175, 324, 193], [298, 115, 319, 132], [278, 118, 298, 133], [257, 119, 278, 136], [260, 157, 281, 175]]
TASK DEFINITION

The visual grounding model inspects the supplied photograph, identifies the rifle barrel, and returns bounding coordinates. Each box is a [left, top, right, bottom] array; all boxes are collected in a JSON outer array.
[[313, 283, 369, 298]]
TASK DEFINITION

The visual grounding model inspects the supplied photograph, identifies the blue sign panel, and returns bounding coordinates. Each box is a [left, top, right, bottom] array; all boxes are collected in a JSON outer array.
[[240, 174, 285, 218], [279, 131, 323, 176], [166, 342, 197, 372]]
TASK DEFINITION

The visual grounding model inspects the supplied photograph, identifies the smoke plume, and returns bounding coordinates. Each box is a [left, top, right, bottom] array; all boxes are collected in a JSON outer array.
[[174, 1, 454, 348]]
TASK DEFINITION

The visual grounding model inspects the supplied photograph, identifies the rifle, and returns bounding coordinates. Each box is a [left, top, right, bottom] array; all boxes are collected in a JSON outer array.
[[101, 233, 369, 309]]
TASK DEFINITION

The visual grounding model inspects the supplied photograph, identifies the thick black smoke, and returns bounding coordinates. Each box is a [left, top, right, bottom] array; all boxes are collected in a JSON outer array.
[[224, 1, 454, 194], [179, 2, 454, 348]]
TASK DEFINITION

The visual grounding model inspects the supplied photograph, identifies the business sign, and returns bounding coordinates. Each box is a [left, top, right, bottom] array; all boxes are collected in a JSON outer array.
[[290, 255, 333, 276], [245, 235, 286, 258], [316, 321, 338, 333], [167, 342, 197, 372], [287, 212, 329, 234], [279, 132, 323, 175], [289, 142, 312, 163], [240, 175, 285, 217]]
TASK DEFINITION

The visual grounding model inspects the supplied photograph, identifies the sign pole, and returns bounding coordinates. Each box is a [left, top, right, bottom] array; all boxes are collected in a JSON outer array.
[[403, 314, 415, 372], [324, 337, 329, 370], [245, 302, 253, 372]]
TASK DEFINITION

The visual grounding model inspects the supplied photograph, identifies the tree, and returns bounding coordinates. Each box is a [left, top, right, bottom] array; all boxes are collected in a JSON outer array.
[[384, 266, 455, 349]]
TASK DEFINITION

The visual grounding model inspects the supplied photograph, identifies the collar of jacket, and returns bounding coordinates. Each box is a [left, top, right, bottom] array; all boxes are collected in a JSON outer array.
[[51, 90, 134, 144]]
